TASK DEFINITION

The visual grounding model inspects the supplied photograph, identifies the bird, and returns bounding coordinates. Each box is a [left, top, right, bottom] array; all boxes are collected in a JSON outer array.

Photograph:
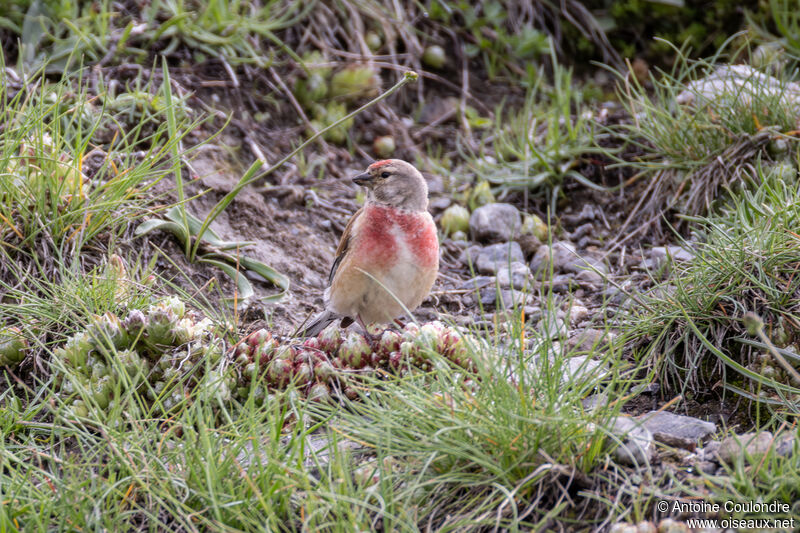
[[301, 159, 439, 337]]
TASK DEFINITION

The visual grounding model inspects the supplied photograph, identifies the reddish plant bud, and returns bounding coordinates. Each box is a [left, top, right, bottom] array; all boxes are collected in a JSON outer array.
[[338, 331, 372, 369]]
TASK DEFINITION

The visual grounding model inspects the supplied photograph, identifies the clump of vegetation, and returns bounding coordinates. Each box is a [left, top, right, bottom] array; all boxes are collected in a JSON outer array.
[[463, 59, 607, 211], [628, 166, 800, 402], [607, 41, 800, 231]]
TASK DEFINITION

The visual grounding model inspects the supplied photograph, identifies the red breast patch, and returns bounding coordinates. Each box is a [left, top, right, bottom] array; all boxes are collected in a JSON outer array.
[[358, 205, 438, 269]]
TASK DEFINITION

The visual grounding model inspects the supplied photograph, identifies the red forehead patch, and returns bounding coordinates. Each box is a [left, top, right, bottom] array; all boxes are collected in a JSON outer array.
[[368, 160, 393, 170]]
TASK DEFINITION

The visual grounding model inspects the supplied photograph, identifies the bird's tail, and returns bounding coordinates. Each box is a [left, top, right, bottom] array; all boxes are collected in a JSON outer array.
[[296, 309, 338, 338]]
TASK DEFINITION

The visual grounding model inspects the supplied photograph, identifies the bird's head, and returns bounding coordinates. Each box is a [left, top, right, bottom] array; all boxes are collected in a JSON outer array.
[[352, 159, 429, 211]]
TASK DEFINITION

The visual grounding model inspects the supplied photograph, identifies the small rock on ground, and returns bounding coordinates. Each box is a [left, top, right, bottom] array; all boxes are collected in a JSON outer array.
[[609, 416, 655, 467], [469, 203, 521, 243], [475, 242, 525, 275], [637, 411, 716, 443], [716, 431, 774, 463]]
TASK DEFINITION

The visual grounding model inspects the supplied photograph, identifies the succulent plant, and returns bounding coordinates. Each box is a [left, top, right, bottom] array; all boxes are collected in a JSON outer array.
[[338, 331, 372, 369], [87, 312, 130, 351], [330, 65, 380, 101], [0, 327, 28, 368], [318, 325, 343, 354], [440, 205, 470, 237], [521, 213, 548, 242]]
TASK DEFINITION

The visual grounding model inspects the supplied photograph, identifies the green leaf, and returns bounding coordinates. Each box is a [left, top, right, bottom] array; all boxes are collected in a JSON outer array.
[[199, 257, 255, 303], [134, 219, 189, 244]]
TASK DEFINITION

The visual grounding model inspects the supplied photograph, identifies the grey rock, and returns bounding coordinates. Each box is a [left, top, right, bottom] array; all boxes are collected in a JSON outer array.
[[530, 241, 576, 276], [776, 433, 796, 457], [469, 203, 521, 243], [570, 222, 594, 241], [650, 245, 694, 263], [496, 261, 531, 289], [716, 431, 774, 463], [458, 244, 483, 267], [609, 416, 655, 467], [698, 441, 720, 461], [575, 268, 604, 285], [566, 355, 608, 382], [568, 328, 614, 351], [566, 305, 590, 325], [564, 254, 607, 276], [581, 393, 609, 411], [657, 518, 689, 533], [608, 524, 638, 533], [694, 460, 717, 475], [549, 274, 577, 293], [537, 314, 567, 339], [479, 287, 527, 309], [475, 242, 525, 275], [523, 306, 542, 322], [637, 411, 716, 442], [457, 276, 495, 291]]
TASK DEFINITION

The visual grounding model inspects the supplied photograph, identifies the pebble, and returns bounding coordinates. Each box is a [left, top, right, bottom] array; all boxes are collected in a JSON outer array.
[[457, 276, 495, 290], [637, 411, 716, 444], [537, 314, 567, 339], [458, 244, 483, 267], [478, 287, 529, 309], [566, 305, 590, 325], [566, 355, 608, 382], [530, 241, 576, 276], [550, 274, 577, 293], [649, 245, 694, 263], [657, 519, 689, 533], [475, 242, 525, 275], [495, 262, 530, 289], [568, 328, 614, 351], [716, 431, 774, 463], [609, 416, 655, 467], [469, 203, 521, 243]]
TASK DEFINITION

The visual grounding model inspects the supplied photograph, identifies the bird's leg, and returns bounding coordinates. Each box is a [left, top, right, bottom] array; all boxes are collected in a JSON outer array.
[[356, 314, 377, 344], [393, 318, 406, 330]]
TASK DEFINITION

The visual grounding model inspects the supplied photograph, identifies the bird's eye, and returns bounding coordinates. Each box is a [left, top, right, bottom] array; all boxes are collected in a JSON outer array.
[[381, 171, 390, 178]]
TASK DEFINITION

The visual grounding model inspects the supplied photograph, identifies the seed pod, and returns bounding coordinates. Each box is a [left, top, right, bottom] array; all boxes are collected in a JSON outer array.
[[256, 336, 280, 366], [440, 205, 470, 237], [146, 307, 178, 347], [248, 329, 271, 349], [302, 337, 321, 351], [365, 31, 382, 52], [377, 329, 402, 359], [173, 318, 196, 345], [295, 71, 329, 108], [401, 323, 420, 343], [422, 45, 446, 69], [338, 331, 372, 369], [116, 349, 146, 379], [373, 135, 396, 159]]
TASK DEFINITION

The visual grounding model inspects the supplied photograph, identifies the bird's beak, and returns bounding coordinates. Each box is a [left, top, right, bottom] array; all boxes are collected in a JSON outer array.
[[352, 172, 373, 186]]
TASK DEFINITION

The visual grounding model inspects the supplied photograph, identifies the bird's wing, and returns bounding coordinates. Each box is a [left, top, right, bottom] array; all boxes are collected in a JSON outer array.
[[328, 206, 363, 285]]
